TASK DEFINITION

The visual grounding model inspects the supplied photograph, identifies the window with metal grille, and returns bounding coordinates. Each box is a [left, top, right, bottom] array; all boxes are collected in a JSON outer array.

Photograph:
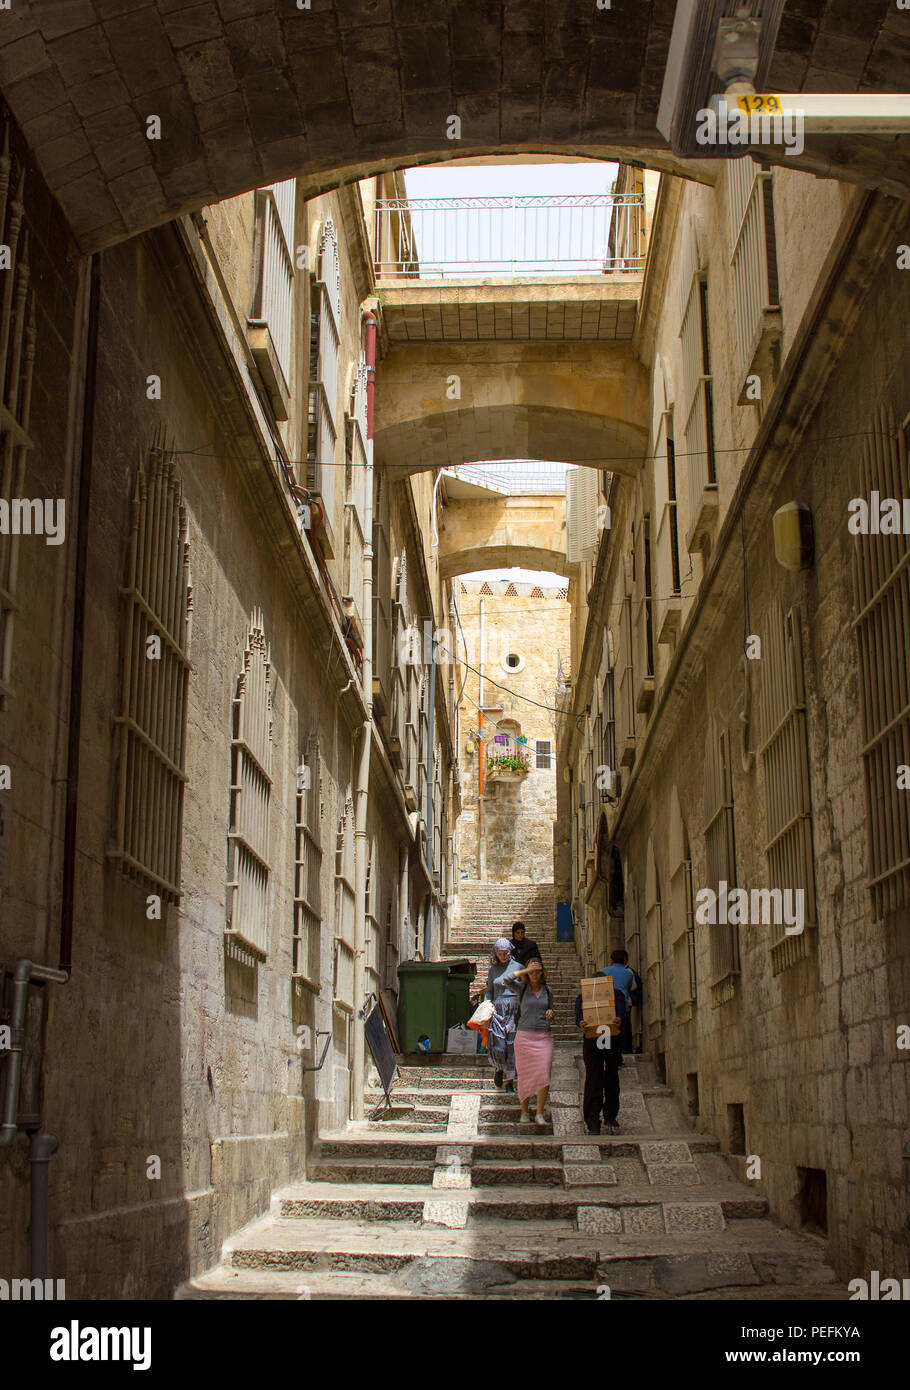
[[307, 217, 341, 523], [703, 720, 740, 1003], [110, 449, 192, 904], [643, 515, 654, 677], [535, 739, 552, 769], [757, 601, 816, 972], [418, 671, 429, 793], [383, 898, 399, 994], [645, 843, 664, 1037], [365, 837, 381, 1000], [0, 138, 36, 709], [678, 235, 717, 547], [670, 837, 697, 1013], [726, 158, 779, 386], [666, 429, 681, 592], [293, 732, 322, 988], [585, 719, 596, 851], [343, 353, 369, 625], [389, 552, 408, 766], [654, 415, 683, 648], [372, 469, 392, 713], [227, 611, 272, 956], [249, 179, 296, 409], [333, 796, 356, 1011], [852, 407, 910, 918]]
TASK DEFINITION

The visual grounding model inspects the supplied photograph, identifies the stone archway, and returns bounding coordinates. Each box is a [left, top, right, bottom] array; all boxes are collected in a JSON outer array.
[[4, 1, 910, 251], [375, 339, 649, 479]]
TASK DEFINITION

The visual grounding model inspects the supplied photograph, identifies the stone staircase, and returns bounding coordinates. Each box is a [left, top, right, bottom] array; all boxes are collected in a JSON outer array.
[[178, 1044, 845, 1301], [446, 881, 579, 1041]]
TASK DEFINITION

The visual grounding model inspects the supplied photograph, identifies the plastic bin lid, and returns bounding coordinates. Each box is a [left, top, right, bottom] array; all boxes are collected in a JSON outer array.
[[397, 958, 473, 975]]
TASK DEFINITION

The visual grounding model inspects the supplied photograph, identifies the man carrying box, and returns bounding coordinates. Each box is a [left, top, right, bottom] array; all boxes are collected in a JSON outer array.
[[574, 971, 629, 1135]]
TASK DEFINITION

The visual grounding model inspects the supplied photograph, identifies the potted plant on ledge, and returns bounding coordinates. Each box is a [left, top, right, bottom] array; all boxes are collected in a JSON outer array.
[[487, 749, 531, 782]]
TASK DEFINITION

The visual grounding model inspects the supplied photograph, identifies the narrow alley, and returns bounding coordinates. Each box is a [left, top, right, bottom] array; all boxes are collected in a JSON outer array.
[[0, 0, 907, 1356], [182, 886, 842, 1301]]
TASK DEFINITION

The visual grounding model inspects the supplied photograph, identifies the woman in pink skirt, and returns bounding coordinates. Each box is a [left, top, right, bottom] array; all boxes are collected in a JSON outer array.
[[511, 958, 555, 1127]]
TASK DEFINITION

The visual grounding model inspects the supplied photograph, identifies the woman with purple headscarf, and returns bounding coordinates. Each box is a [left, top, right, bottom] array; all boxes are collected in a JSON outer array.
[[483, 937, 523, 1092]]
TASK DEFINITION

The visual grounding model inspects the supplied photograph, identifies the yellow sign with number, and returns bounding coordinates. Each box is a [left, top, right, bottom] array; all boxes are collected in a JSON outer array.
[[736, 94, 783, 114]]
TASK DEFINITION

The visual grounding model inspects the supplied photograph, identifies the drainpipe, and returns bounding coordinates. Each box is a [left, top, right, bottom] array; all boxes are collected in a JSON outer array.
[[60, 253, 101, 972], [478, 595, 486, 881], [5, 254, 98, 1281], [424, 646, 436, 957], [352, 311, 377, 1122], [0, 959, 68, 1283], [399, 841, 409, 964]]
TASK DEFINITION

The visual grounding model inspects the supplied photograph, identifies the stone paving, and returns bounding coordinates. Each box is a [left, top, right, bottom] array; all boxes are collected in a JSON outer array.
[[178, 1043, 847, 1301]]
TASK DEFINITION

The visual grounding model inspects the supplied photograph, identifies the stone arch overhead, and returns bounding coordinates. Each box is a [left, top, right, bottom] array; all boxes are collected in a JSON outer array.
[[5, 2, 910, 251], [440, 543, 567, 580], [439, 492, 568, 579], [374, 341, 649, 479]]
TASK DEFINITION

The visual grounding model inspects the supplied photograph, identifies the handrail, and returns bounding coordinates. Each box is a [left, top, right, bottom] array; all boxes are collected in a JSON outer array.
[[375, 192, 646, 278]]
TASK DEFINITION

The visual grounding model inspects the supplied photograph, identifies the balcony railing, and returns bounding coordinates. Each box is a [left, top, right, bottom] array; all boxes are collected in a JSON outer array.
[[375, 194, 645, 278]]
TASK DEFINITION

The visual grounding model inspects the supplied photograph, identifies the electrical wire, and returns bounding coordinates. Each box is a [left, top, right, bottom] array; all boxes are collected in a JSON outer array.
[[153, 428, 893, 474], [452, 653, 585, 719]]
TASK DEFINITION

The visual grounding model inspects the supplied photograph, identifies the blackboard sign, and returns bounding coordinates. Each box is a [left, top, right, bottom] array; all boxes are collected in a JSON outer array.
[[364, 1001, 398, 1102]]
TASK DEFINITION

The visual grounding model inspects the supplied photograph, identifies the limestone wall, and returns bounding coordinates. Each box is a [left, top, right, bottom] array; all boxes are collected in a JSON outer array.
[[0, 144, 456, 1296], [455, 583, 569, 884], [560, 165, 910, 1283]]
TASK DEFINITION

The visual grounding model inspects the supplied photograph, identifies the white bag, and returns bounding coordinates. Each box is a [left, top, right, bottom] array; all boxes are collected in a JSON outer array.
[[446, 1024, 477, 1054], [468, 999, 494, 1028]]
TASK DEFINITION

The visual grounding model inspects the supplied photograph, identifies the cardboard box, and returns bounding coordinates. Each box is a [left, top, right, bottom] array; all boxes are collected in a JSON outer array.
[[580, 976, 620, 1038]]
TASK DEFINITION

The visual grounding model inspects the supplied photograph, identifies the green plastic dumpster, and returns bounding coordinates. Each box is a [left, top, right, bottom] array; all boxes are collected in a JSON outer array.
[[397, 959, 474, 1053], [444, 966, 474, 1035]]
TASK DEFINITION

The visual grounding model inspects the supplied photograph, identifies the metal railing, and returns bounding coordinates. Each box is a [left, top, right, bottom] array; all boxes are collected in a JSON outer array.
[[375, 193, 645, 278]]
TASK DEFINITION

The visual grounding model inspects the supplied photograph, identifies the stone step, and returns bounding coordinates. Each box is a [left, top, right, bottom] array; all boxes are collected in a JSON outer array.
[[210, 1213, 839, 1296], [270, 1183, 768, 1223], [314, 1134, 721, 1160], [358, 1121, 449, 1133], [177, 1263, 847, 1301], [308, 1158, 437, 1184]]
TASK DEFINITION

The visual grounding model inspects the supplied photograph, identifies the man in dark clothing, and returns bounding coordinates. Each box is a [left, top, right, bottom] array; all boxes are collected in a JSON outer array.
[[575, 984, 628, 1135], [510, 921, 542, 967], [612, 948, 642, 1055]]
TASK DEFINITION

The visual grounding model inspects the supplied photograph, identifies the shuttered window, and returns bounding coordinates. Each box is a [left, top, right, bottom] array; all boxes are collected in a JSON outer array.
[[757, 602, 816, 972], [111, 450, 192, 904], [343, 354, 369, 625], [293, 733, 322, 988], [852, 406, 910, 918], [645, 844, 664, 1037], [703, 720, 739, 1003], [727, 158, 779, 386], [308, 218, 341, 523], [372, 469, 392, 711], [333, 796, 356, 1012], [250, 179, 296, 394], [566, 466, 599, 564], [678, 231, 717, 549], [365, 837, 381, 1000], [227, 611, 272, 956]]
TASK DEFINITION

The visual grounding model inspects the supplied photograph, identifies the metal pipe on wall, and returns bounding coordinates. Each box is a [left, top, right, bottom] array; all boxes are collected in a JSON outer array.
[[478, 595, 486, 881], [352, 310, 377, 1122], [60, 253, 101, 972]]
